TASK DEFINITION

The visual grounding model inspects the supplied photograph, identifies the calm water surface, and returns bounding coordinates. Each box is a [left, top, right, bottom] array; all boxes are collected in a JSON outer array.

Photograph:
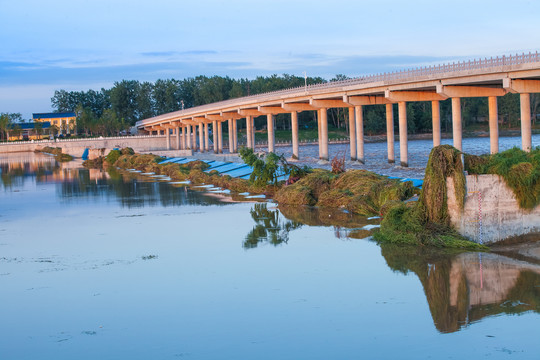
[[1, 152, 539, 359]]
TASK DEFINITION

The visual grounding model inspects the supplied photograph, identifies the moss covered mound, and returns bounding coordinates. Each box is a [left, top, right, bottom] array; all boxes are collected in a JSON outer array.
[[275, 169, 416, 216], [465, 147, 540, 209], [418, 144, 465, 226], [36, 146, 73, 162], [375, 145, 486, 249]]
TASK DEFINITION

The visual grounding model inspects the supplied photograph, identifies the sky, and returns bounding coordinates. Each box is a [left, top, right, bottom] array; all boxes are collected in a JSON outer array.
[[1, 0, 540, 119]]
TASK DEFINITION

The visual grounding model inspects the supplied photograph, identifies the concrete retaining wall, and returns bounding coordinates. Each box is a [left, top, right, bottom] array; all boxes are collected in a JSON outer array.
[[447, 174, 540, 244], [0, 136, 167, 158]]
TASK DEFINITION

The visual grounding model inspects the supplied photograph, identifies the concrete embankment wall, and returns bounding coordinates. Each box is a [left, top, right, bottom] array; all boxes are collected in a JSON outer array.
[[447, 174, 540, 244], [0, 136, 167, 158]]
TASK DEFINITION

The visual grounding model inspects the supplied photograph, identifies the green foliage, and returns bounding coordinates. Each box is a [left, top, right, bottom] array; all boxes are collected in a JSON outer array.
[[105, 149, 121, 165], [35, 146, 73, 162], [375, 145, 487, 249], [418, 145, 465, 225], [465, 147, 540, 209], [239, 147, 312, 187], [374, 204, 487, 249]]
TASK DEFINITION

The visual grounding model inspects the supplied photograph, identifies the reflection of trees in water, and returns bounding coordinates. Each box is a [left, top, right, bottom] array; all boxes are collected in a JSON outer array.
[[381, 244, 540, 333], [279, 205, 377, 240], [0, 159, 58, 190], [244, 203, 303, 249], [58, 167, 228, 208]]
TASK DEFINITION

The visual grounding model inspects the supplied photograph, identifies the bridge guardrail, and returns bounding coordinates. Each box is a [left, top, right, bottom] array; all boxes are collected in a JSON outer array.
[[137, 51, 540, 127]]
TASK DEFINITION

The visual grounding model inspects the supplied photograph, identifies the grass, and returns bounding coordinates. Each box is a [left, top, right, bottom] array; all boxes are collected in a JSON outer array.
[[35, 146, 73, 162], [275, 168, 416, 217], [374, 145, 487, 250], [465, 147, 540, 209]]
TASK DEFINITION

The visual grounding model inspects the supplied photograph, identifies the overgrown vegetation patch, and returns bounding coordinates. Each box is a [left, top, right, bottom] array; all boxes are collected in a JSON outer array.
[[465, 146, 540, 209], [35, 146, 73, 162]]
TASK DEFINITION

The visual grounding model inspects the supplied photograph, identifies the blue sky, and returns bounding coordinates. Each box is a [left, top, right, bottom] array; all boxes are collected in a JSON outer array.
[[1, 0, 539, 119]]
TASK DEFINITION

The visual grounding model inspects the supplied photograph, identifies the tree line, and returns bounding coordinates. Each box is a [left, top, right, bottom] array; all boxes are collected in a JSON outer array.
[[46, 74, 540, 137]]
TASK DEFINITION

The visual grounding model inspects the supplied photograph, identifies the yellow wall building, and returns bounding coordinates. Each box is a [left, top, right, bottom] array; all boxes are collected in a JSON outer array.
[[33, 112, 77, 134]]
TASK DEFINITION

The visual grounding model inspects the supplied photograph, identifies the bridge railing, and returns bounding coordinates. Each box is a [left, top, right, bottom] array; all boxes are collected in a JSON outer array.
[[137, 51, 540, 126], [0, 134, 165, 146]]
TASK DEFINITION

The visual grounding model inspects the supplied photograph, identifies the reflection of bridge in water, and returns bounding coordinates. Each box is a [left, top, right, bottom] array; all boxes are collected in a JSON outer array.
[[381, 244, 540, 333]]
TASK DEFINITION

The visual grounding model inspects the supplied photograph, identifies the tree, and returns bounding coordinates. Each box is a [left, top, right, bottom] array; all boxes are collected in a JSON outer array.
[[0, 113, 9, 141], [110, 80, 140, 125]]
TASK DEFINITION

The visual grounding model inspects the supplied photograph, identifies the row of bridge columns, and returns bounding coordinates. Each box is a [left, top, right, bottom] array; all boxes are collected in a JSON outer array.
[[152, 81, 537, 165]]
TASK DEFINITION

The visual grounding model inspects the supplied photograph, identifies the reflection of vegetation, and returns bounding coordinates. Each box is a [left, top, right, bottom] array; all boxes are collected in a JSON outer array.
[[244, 203, 303, 249], [380, 243, 540, 333], [57, 167, 228, 208], [279, 204, 377, 229]]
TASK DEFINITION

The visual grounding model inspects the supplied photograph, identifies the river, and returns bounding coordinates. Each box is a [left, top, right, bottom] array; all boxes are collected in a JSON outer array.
[[0, 151, 539, 359]]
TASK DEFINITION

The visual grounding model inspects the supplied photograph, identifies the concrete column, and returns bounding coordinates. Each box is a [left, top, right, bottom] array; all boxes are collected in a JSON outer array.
[[204, 122, 210, 152], [251, 117, 256, 149], [317, 110, 322, 159], [212, 121, 218, 153], [198, 123, 204, 153], [451, 97, 462, 151], [386, 104, 395, 163], [355, 105, 364, 163], [182, 126, 187, 150], [291, 111, 299, 159], [520, 93, 532, 152], [186, 124, 192, 149], [228, 119, 233, 153], [192, 124, 197, 151], [488, 96, 499, 154], [232, 119, 238, 152], [348, 107, 357, 161], [217, 121, 223, 153], [320, 108, 329, 161], [166, 128, 171, 150], [432, 100, 441, 147], [175, 127, 181, 150], [246, 116, 252, 149], [398, 102, 408, 167], [267, 114, 275, 153]]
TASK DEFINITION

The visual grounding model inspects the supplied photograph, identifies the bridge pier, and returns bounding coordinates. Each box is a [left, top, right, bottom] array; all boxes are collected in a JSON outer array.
[[232, 119, 238, 153], [267, 114, 275, 153], [386, 104, 395, 163], [182, 126, 187, 150], [451, 98, 463, 151], [355, 105, 364, 164], [398, 102, 408, 167], [432, 101, 441, 147], [291, 111, 299, 159], [212, 121, 218, 153], [520, 93, 532, 152], [217, 121, 223, 153], [175, 127, 181, 150], [488, 96, 499, 154], [166, 128, 171, 150], [186, 125, 192, 149], [320, 108, 329, 161], [348, 107, 356, 161], [198, 123, 204, 153], [204, 122, 210, 152], [246, 115, 253, 149]]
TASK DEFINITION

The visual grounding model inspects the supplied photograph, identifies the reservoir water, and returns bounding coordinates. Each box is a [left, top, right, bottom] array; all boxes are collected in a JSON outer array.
[[1, 151, 539, 359]]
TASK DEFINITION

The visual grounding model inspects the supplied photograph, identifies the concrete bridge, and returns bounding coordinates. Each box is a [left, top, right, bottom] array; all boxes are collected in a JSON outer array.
[[136, 52, 540, 166]]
